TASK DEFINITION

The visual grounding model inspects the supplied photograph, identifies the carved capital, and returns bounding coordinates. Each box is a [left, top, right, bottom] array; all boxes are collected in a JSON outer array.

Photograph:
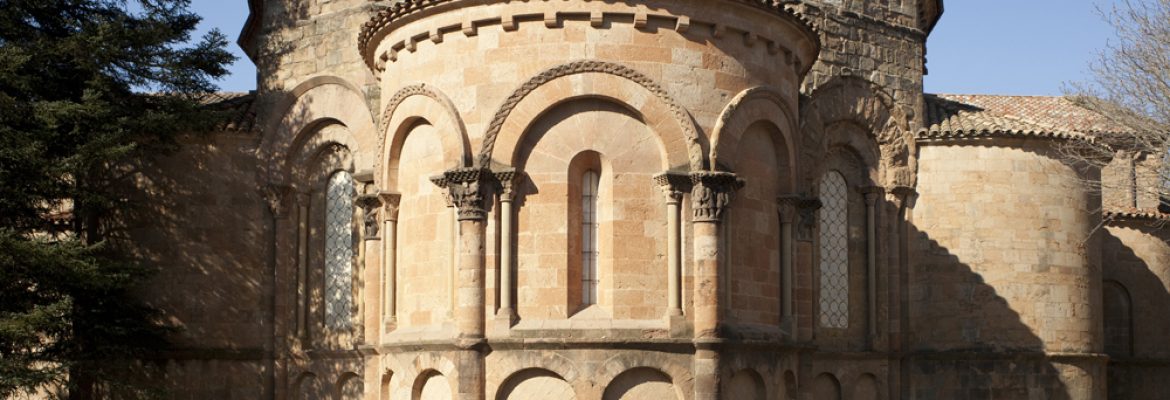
[[888, 186, 918, 210], [494, 169, 524, 202], [379, 192, 402, 222], [432, 167, 491, 221], [654, 171, 691, 204], [690, 171, 744, 222], [263, 184, 294, 218], [356, 194, 383, 239], [779, 194, 822, 241], [861, 186, 885, 206], [776, 195, 800, 224]]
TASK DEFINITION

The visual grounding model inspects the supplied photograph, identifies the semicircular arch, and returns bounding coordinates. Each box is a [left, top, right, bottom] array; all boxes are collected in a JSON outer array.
[[379, 84, 472, 189], [261, 77, 378, 186], [479, 60, 706, 172], [801, 76, 914, 188], [711, 86, 799, 177]]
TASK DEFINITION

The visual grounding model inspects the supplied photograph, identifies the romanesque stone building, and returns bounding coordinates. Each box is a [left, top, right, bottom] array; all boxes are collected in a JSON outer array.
[[130, 0, 1170, 398]]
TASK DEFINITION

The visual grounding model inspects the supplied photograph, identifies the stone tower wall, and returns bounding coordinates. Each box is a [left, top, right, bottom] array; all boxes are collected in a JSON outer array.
[[912, 139, 1105, 398]]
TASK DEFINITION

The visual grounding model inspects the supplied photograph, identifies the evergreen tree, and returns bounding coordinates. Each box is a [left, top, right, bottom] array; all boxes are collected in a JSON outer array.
[[0, 0, 234, 397]]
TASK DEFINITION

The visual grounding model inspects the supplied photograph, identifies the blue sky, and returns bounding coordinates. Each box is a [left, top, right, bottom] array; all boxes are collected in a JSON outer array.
[[192, 0, 1120, 96]]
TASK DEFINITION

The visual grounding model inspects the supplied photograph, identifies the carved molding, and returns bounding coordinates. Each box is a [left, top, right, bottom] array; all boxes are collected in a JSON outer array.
[[376, 83, 471, 183], [801, 76, 917, 189], [479, 60, 705, 172], [358, 1, 820, 72], [690, 171, 744, 222], [432, 167, 491, 221]]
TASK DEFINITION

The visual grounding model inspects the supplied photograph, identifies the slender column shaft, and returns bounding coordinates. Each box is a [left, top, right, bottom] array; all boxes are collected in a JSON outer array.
[[498, 194, 515, 316], [295, 195, 309, 340], [449, 207, 458, 317], [781, 218, 794, 320], [864, 189, 881, 341], [667, 197, 682, 316], [384, 219, 397, 324]]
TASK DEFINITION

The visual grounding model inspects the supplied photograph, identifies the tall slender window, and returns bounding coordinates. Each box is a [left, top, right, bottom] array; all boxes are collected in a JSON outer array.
[[818, 171, 849, 328], [325, 171, 355, 329], [581, 170, 600, 305]]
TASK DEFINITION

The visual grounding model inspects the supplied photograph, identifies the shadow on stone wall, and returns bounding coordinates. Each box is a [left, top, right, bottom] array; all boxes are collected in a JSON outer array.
[[1100, 223, 1170, 399], [906, 224, 1076, 399]]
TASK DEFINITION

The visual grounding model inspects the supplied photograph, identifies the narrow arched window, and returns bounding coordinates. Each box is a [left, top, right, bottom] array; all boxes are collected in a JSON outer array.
[[818, 171, 849, 328], [325, 171, 355, 329], [581, 169, 600, 305]]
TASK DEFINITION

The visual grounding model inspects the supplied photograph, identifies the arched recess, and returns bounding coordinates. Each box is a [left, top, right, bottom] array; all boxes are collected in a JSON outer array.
[[479, 60, 706, 172], [596, 353, 692, 399], [726, 369, 767, 400], [1103, 279, 1134, 357], [412, 370, 451, 400], [497, 369, 576, 400], [336, 371, 364, 400], [293, 372, 323, 400], [512, 98, 667, 320], [486, 350, 581, 400], [800, 76, 913, 189], [813, 145, 871, 350], [602, 367, 681, 400], [811, 373, 842, 400], [378, 83, 472, 190], [710, 86, 800, 183], [260, 76, 378, 186], [725, 119, 790, 327], [853, 373, 880, 400]]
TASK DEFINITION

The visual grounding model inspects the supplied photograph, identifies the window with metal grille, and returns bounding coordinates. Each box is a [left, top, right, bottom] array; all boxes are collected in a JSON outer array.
[[581, 170, 600, 306], [818, 171, 849, 329], [325, 171, 354, 329]]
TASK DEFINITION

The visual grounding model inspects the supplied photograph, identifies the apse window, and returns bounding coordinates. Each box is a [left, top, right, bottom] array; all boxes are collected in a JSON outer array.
[[325, 171, 355, 329], [818, 170, 849, 329], [581, 169, 600, 306]]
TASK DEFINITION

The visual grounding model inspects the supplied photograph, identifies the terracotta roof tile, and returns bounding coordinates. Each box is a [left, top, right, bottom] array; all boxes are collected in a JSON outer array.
[[919, 94, 1131, 142], [202, 91, 259, 133]]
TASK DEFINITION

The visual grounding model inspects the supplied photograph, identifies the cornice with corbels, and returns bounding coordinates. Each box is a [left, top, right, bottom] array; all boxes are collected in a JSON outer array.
[[358, 0, 819, 75]]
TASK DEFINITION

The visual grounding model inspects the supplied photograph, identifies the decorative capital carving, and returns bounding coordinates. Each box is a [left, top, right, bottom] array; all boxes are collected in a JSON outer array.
[[861, 186, 885, 206], [379, 192, 402, 222], [690, 171, 744, 222], [654, 171, 691, 204], [356, 194, 383, 239], [263, 184, 293, 218], [779, 194, 821, 241], [888, 186, 918, 210], [494, 169, 524, 202], [432, 167, 491, 221]]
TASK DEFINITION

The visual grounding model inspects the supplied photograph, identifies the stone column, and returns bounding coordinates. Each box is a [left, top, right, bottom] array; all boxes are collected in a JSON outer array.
[[295, 191, 311, 342], [357, 193, 383, 345], [434, 167, 491, 400], [776, 196, 798, 333], [690, 171, 742, 400], [861, 186, 884, 344], [887, 186, 916, 399], [263, 184, 293, 400], [655, 172, 690, 323], [379, 192, 401, 333], [494, 170, 521, 328]]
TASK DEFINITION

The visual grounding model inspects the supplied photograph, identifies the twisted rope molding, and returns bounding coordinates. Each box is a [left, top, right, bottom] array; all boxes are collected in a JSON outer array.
[[475, 60, 706, 172]]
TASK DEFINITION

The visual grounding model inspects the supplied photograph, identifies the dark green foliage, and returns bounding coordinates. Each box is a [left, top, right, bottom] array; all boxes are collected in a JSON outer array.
[[0, 0, 234, 397]]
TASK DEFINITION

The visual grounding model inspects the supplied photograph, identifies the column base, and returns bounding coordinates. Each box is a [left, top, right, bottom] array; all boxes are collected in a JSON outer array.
[[492, 308, 517, 335], [668, 313, 689, 337]]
